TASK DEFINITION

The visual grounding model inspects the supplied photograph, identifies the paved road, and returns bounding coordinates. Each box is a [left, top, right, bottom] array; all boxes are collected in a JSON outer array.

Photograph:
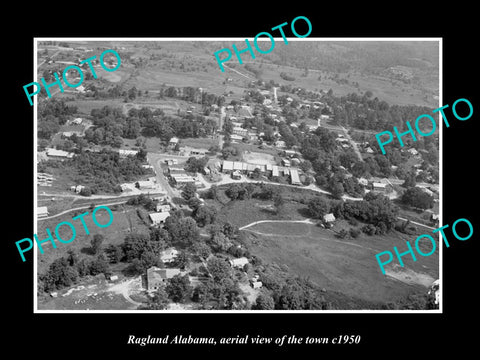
[[196, 173, 364, 202], [341, 126, 364, 162], [146, 153, 178, 200], [38, 200, 128, 221]]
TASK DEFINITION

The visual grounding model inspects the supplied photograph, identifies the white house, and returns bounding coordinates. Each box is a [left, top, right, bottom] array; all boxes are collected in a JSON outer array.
[[38, 206, 49, 218], [136, 180, 156, 189], [229, 257, 249, 268], [46, 148, 74, 159], [372, 182, 387, 193], [290, 168, 301, 186], [251, 281, 263, 289], [149, 212, 170, 226], [156, 204, 171, 213], [160, 248, 179, 264], [169, 137, 179, 148], [118, 149, 138, 157], [323, 213, 336, 223]]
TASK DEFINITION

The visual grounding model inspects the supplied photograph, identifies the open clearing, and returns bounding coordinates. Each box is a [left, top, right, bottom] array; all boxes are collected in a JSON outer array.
[[244, 221, 439, 306], [242, 151, 276, 165]]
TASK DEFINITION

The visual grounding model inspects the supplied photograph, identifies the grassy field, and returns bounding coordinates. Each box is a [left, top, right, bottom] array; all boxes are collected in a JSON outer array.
[[36, 204, 149, 275], [245, 220, 439, 306]]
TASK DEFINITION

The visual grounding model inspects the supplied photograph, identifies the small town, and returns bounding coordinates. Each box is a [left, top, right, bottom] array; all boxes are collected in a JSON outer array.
[[35, 40, 440, 311]]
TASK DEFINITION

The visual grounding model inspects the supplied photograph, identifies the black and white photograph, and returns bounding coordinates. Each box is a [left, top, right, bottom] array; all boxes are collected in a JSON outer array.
[[6, 7, 478, 356], [32, 39, 441, 312]]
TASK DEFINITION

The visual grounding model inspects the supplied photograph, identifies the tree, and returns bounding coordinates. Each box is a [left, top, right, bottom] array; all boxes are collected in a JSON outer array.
[[299, 159, 312, 172], [185, 156, 209, 173], [166, 216, 200, 247], [90, 234, 104, 255], [273, 193, 285, 215], [165, 274, 193, 303], [207, 256, 232, 282], [66, 249, 79, 267], [181, 183, 197, 200], [402, 170, 417, 188], [210, 232, 232, 252], [139, 286, 169, 310], [104, 244, 123, 263], [330, 182, 345, 199], [193, 205, 217, 227], [122, 232, 163, 262], [253, 292, 275, 310], [42, 257, 79, 292], [88, 254, 110, 276], [192, 242, 211, 261], [401, 187, 434, 210], [187, 196, 202, 210], [307, 197, 330, 219]]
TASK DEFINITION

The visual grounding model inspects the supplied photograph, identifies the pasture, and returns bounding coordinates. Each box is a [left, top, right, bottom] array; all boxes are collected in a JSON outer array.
[[244, 220, 439, 306]]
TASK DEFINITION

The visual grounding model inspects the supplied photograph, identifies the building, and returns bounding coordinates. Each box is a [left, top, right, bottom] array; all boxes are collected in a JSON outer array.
[[169, 137, 179, 148], [251, 281, 263, 289], [156, 204, 171, 212], [118, 149, 138, 157], [45, 148, 74, 159], [62, 131, 83, 138], [70, 185, 85, 193], [372, 182, 387, 193], [272, 165, 279, 178], [222, 161, 234, 172], [164, 159, 178, 166], [146, 267, 183, 290], [230, 134, 244, 142], [233, 127, 248, 137], [290, 168, 301, 185], [160, 248, 179, 264], [170, 174, 195, 187], [229, 257, 249, 268], [71, 118, 83, 125], [274, 140, 286, 148], [136, 180, 156, 190], [323, 213, 336, 223], [189, 148, 208, 156], [231, 170, 242, 180], [358, 177, 369, 186], [38, 206, 49, 218], [167, 166, 186, 175], [149, 212, 170, 226], [284, 149, 296, 158], [282, 159, 291, 167]]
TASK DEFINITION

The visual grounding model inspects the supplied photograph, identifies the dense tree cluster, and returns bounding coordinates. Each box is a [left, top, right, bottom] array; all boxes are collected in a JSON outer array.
[[41, 250, 111, 292], [401, 187, 434, 210], [335, 192, 399, 234], [66, 149, 148, 193], [38, 99, 77, 139], [256, 265, 333, 310], [84, 105, 218, 147]]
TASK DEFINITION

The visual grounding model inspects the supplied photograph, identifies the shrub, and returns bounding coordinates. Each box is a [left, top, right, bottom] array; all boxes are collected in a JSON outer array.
[[349, 227, 361, 238], [361, 224, 377, 236]]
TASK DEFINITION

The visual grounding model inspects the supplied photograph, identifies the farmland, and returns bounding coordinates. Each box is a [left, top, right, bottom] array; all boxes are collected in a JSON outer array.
[[243, 220, 438, 306]]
